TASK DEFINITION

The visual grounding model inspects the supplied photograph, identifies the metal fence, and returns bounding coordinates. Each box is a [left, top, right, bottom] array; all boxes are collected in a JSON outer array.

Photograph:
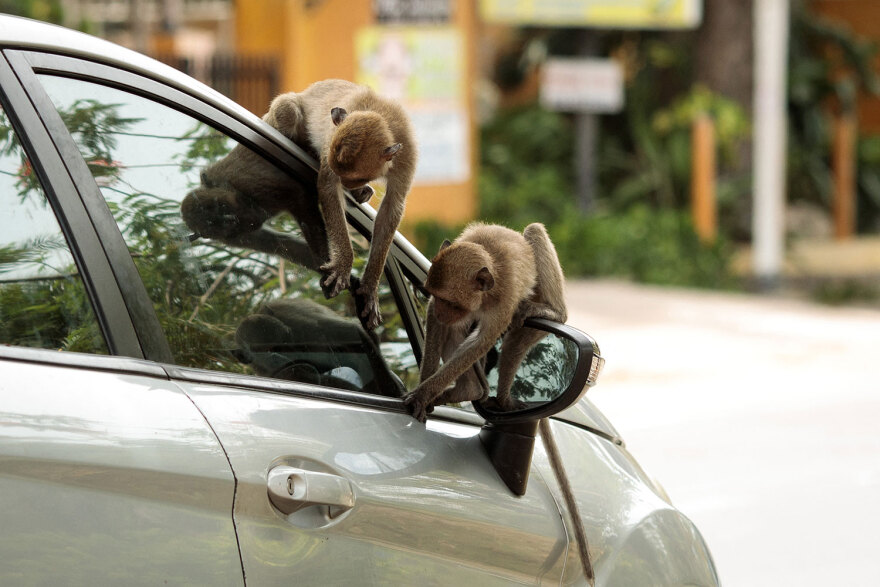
[[157, 53, 280, 115]]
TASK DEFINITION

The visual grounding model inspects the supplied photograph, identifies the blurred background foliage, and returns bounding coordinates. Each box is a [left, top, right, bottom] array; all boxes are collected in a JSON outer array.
[[416, 2, 879, 293]]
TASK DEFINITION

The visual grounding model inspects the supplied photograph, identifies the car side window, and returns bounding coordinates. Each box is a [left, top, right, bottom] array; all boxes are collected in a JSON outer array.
[[37, 74, 417, 395], [0, 104, 107, 354]]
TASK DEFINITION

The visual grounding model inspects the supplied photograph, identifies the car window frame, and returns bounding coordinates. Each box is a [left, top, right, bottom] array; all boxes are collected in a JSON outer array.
[[0, 50, 140, 357], [4, 48, 434, 413]]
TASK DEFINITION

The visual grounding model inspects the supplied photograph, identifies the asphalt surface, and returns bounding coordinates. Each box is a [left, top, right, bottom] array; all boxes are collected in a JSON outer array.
[[565, 280, 880, 587]]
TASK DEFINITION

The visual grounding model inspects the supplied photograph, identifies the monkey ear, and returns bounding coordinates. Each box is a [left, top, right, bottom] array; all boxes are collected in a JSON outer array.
[[383, 143, 403, 161], [474, 267, 495, 292], [331, 107, 348, 126], [439, 239, 452, 252]]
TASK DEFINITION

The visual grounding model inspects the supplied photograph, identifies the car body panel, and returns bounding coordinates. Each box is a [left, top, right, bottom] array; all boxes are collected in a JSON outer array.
[[181, 381, 571, 585], [0, 14, 719, 586], [538, 419, 720, 587], [0, 349, 242, 586]]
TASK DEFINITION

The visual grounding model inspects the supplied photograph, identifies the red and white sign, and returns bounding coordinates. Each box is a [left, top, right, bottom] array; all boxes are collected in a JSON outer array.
[[540, 58, 624, 114]]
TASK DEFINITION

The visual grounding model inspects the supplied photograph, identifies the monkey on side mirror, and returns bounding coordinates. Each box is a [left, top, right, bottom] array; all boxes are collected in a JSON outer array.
[[403, 222, 567, 423], [265, 79, 417, 330]]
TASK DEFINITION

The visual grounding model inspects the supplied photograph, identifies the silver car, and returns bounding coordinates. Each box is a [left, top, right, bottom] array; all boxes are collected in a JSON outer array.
[[0, 15, 718, 586]]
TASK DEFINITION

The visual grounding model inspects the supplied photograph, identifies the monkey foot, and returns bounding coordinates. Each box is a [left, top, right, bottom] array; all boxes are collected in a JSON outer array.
[[320, 261, 352, 297], [356, 286, 382, 330], [402, 391, 431, 423]]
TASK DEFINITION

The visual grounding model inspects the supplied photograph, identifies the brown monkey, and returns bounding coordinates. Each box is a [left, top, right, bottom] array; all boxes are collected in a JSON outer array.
[[403, 222, 566, 423], [265, 79, 417, 330], [405, 224, 592, 583]]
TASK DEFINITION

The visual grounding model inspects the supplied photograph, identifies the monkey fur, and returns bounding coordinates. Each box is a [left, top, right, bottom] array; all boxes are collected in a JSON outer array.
[[403, 222, 567, 423], [181, 79, 416, 327], [264, 79, 417, 330]]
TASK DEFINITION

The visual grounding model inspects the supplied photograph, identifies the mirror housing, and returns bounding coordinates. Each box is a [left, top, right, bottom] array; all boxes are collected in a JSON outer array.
[[474, 318, 604, 424], [474, 318, 604, 496]]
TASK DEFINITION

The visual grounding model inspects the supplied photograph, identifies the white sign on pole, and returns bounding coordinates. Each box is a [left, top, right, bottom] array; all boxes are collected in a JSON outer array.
[[540, 58, 624, 114]]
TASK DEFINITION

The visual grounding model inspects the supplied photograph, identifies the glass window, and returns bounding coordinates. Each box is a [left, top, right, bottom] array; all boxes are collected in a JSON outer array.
[[0, 105, 107, 353], [39, 75, 417, 396]]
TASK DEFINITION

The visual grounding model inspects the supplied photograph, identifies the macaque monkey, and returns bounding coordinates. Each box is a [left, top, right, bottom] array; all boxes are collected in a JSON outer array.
[[264, 79, 417, 330], [403, 223, 567, 423], [181, 79, 416, 328]]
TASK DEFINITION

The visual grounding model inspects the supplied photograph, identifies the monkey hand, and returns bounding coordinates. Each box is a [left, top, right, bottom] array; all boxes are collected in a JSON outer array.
[[320, 258, 352, 298], [356, 284, 382, 330], [402, 389, 434, 424]]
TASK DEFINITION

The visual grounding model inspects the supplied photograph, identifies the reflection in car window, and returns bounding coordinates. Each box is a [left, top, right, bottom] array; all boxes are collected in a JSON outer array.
[[38, 75, 417, 394], [0, 106, 107, 353]]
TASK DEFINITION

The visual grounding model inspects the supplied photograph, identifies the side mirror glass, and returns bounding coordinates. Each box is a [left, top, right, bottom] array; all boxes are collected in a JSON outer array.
[[473, 319, 604, 424]]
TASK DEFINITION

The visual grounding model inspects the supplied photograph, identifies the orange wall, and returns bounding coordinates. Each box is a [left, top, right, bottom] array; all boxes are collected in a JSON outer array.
[[234, 0, 477, 231]]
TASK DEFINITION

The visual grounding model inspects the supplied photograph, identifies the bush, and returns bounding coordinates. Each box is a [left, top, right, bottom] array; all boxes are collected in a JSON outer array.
[[549, 206, 737, 288]]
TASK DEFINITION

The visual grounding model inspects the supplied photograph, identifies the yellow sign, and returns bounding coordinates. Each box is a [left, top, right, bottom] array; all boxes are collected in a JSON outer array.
[[479, 0, 702, 29]]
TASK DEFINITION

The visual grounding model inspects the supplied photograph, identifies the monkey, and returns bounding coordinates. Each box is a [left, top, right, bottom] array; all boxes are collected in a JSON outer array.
[[403, 222, 567, 423], [234, 296, 405, 397], [180, 79, 415, 323], [264, 79, 417, 330], [402, 223, 593, 583]]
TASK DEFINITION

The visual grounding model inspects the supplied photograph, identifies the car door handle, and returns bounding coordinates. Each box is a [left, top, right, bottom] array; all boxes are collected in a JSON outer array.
[[267, 466, 355, 515]]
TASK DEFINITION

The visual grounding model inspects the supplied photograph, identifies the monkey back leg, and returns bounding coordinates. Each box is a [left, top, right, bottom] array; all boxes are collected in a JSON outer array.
[[492, 326, 549, 411]]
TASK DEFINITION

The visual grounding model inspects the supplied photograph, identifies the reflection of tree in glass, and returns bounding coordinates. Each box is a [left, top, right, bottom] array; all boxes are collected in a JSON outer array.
[[502, 333, 578, 403], [4, 93, 419, 386], [0, 236, 105, 353], [176, 122, 233, 175]]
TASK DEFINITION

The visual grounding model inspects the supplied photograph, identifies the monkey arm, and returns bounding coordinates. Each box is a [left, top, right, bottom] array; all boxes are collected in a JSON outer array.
[[418, 298, 445, 383], [404, 324, 503, 423], [316, 164, 354, 297], [356, 182, 406, 330]]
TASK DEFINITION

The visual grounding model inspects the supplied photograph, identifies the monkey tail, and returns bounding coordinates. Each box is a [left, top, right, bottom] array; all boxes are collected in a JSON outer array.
[[540, 418, 595, 586]]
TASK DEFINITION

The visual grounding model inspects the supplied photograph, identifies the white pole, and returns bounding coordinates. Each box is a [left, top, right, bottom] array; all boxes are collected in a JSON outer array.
[[752, 0, 790, 286]]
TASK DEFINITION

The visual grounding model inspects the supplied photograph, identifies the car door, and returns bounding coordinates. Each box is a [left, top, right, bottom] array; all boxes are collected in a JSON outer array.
[[18, 52, 573, 584], [0, 54, 242, 585]]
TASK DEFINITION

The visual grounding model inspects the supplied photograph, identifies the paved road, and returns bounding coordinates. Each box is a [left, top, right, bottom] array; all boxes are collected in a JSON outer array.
[[565, 280, 880, 587]]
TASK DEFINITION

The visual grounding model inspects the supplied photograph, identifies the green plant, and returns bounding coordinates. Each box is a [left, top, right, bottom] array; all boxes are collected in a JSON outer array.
[[788, 3, 880, 232]]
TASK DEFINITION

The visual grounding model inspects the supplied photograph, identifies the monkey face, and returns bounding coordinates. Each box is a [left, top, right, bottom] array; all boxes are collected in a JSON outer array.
[[425, 243, 496, 326], [431, 296, 472, 325], [328, 111, 400, 188]]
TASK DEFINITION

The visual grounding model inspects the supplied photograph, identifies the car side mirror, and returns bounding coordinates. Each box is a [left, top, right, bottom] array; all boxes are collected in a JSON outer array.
[[473, 318, 604, 496]]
